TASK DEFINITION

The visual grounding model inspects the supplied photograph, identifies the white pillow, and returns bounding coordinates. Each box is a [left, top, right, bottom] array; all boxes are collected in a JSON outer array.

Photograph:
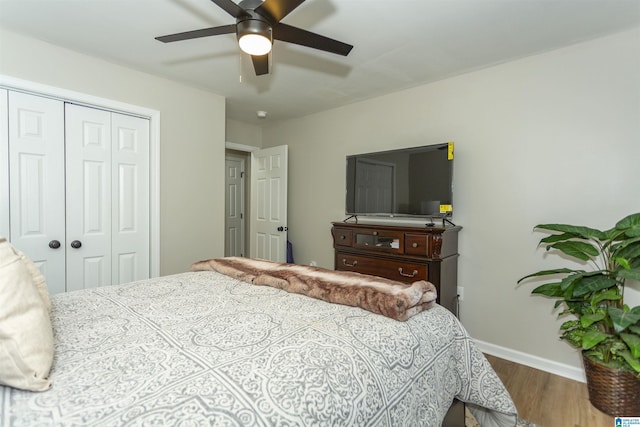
[[0, 237, 54, 391], [15, 247, 52, 313]]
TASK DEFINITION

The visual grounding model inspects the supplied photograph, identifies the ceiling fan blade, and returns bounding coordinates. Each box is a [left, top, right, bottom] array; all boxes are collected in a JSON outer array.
[[155, 24, 236, 43], [273, 23, 353, 56], [251, 54, 270, 75], [256, 0, 306, 22], [210, 0, 245, 18]]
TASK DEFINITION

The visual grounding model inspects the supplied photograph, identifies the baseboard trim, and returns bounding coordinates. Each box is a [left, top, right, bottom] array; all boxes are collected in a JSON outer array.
[[474, 339, 586, 383]]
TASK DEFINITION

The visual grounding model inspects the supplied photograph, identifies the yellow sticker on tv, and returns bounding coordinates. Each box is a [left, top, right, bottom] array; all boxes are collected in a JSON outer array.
[[447, 141, 454, 160], [440, 204, 453, 213]]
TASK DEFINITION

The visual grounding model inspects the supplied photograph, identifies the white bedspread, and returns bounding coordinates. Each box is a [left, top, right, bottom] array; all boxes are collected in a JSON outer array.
[[1, 271, 517, 426]]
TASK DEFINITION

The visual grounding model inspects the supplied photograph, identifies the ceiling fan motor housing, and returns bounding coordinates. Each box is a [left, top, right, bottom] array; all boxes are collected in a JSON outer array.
[[236, 17, 273, 43]]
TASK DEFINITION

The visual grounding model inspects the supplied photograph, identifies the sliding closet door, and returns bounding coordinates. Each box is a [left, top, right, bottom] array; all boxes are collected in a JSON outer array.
[[65, 105, 150, 290], [111, 112, 149, 284], [65, 104, 113, 290], [0, 89, 9, 239], [7, 91, 66, 293], [3, 92, 151, 292]]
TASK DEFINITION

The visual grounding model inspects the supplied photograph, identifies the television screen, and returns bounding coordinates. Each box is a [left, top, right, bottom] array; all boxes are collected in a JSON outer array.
[[345, 142, 453, 217]]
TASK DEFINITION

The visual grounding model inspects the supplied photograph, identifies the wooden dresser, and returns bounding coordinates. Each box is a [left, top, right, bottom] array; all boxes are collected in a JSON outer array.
[[331, 222, 462, 316]]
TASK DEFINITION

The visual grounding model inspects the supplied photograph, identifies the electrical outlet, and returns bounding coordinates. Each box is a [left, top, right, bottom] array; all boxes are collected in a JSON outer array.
[[457, 287, 464, 301]]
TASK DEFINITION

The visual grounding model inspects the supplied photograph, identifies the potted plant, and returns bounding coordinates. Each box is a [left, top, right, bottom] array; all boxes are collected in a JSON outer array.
[[518, 212, 640, 416]]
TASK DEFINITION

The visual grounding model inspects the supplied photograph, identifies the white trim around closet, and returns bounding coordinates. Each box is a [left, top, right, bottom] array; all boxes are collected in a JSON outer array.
[[0, 74, 161, 278]]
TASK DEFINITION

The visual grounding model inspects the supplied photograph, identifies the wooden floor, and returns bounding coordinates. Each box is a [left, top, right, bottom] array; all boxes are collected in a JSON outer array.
[[485, 354, 615, 427]]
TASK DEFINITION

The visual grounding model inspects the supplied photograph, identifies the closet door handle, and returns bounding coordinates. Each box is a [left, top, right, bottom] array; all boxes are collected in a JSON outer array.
[[70, 240, 82, 249], [49, 240, 61, 249]]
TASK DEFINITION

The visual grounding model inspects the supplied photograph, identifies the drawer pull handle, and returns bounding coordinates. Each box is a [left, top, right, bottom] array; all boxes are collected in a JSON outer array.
[[412, 242, 418, 248], [342, 259, 358, 267], [372, 231, 378, 236], [398, 268, 418, 278], [340, 235, 346, 240]]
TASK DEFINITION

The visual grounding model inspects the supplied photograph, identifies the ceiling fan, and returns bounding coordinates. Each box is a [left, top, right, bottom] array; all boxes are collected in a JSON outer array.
[[155, 0, 353, 76]]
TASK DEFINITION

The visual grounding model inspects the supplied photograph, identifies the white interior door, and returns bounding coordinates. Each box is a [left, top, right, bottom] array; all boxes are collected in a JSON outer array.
[[7, 91, 66, 293], [225, 154, 245, 257], [65, 104, 150, 291], [111, 112, 150, 285], [65, 104, 113, 290], [0, 89, 9, 239], [250, 145, 288, 262]]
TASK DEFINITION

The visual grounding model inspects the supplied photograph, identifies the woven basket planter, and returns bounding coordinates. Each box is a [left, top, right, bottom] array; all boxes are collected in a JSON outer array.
[[583, 354, 640, 416]]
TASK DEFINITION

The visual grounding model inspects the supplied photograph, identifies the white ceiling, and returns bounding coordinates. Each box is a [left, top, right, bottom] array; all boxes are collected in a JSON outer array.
[[1, 0, 639, 125]]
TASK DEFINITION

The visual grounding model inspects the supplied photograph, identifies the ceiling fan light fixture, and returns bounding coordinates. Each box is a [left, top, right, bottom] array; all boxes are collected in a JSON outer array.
[[239, 33, 272, 55], [237, 19, 272, 56]]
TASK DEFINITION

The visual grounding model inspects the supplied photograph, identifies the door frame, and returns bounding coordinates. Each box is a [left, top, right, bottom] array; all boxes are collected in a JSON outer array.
[[0, 74, 161, 278], [225, 142, 258, 258], [224, 152, 246, 257]]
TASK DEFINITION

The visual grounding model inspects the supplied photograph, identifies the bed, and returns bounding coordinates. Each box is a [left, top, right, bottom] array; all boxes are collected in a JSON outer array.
[[0, 254, 517, 427]]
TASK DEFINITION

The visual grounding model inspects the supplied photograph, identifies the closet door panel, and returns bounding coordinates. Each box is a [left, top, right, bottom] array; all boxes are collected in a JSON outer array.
[[0, 89, 8, 239], [65, 104, 112, 291], [8, 91, 66, 293], [112, 112, 149, 284]]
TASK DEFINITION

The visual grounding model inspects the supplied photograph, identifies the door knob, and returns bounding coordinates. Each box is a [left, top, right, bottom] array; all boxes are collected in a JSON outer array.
[[49, 240, 61, 249], [70, 240, 82, 249], [277, 226, 289, 232]]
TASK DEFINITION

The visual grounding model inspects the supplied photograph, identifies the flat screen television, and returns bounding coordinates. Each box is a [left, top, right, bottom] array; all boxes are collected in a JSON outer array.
[[345, 142, 454, 218]]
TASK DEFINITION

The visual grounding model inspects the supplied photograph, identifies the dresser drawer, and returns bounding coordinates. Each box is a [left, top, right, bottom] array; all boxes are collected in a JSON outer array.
[[353, 228, 403, 253], [335, 252, 428, 284], [332, 227, 353, 246], [405, 234, 428, 256]]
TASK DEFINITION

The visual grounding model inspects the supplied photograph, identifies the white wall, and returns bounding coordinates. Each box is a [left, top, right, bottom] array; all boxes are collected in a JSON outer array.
[[226, 118, 263, 147], [262, 29, 640, 378], [0, 28, 227, 275]]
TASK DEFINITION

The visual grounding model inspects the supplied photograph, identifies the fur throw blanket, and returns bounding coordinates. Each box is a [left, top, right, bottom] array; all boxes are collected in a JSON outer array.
[[191, 257, 437, 321]]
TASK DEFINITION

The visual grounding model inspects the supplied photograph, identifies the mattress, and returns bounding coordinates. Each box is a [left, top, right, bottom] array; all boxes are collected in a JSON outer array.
[[0, 271, 517, 426]]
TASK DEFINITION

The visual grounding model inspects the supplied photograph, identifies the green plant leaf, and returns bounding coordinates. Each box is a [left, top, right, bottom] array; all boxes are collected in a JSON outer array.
[[546, 241, 599, 261], [534, 224, 607, 240], [615, 213, 640, 235], [540, 232, 576, 244], [573, 275, 618, 297], [626, 229, 640, 238], [565, 300, 590, 316], [616, 267, 640, 281], [617, 350, 640, 375], [560, 272, 587, 291], [621, 333, 640, 359], [581, 312, 605, 328], [531, 283, 563, 297], [561, 320, 580, 330], [593, 288, 623, 305], [561, 328, 585, 348], [582, 329, 609, 350], [615, 257, 632, 270], [629, 325, 640, 335], [517, 268, 577, 283], [609, 307, 640, 333], [612, 239, 640, 261]]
